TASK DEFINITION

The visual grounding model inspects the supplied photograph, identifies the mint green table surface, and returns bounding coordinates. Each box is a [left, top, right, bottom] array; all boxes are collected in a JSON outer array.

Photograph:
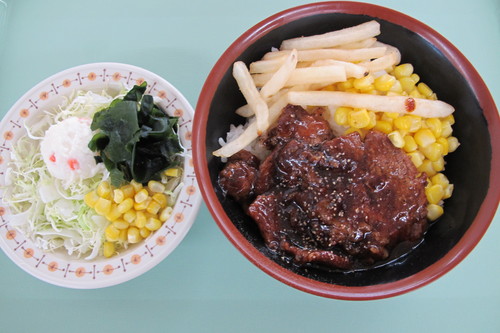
[[0, 1, 498, 332]]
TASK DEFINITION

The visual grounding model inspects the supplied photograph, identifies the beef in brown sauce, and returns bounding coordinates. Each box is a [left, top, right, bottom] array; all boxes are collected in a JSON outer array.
[[218, 104, 428, 270]]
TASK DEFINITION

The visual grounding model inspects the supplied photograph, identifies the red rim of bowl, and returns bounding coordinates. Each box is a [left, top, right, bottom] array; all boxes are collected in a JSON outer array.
[[193, 1, 500, 300]]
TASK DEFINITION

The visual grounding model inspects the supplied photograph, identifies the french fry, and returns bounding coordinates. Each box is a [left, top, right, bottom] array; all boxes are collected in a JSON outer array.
[[263, 47, 387, 63], [335, 37, 377, 49], [280, 20, 381, 50], [235, 104, 253, 117], [233, 61, 269, 135], [213, 96, 289, 158], [260, 49, 298, 100], [311, 59, 367, 79], [253, 65, 346, 88], [249, 56, 287, 74], [286, 91, 455, 118]]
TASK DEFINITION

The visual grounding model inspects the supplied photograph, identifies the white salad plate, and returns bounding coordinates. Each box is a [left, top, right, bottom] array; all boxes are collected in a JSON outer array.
[[0, 62, 201, 288]]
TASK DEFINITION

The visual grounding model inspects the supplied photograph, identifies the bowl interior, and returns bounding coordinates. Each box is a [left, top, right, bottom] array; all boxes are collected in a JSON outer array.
[[203, 13, 492, 287]]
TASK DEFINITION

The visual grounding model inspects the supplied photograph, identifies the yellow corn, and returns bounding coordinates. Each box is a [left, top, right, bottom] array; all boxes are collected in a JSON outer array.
[[165, 168, 181, 177], [105, 224, 120, 242], [441, 121, 453, 138], [112, 220, 129, 230], [403, 135, 418, 153], [399, 77, 416, 93], [84, 191, 99, 208], [94, 198, 112, 216], [417, 82, 433, 98], [374, 74, 396, 91], [374, 120, 393, 134], [393, 63, 414, 78], [407, 115, 422, 132], [160, 207, 173, 222], [408, 151, 424, 168], [134, 189, 149, 203], [123, 210, 136, 224], [421, 142, 444, 162], [436, 137, 449, 155], [147, 180, 165, 193], [121, 184, 135, 198], [443, 184, 454, 199], [336, 79, 353, 91], [348, 109, 371, 128], [388, 131, 405, 148], [389, 80, 403, 93], [426, 184, 444, 205], [135, 211, 147, 228], [97, 181, 112, 199], [118, 229, 128, 242], [105, 204, 122, 222], [410, 73, 420, 84], [353, 74, 374, 90], [418, 160, 437, 177], [146, 200, 162, 215], [432, 157, 445, 172], [134, 197, 151, 211], [334, 107, 351, 126], [139, 227, 151, 239], [447, 136, 460, 153], [130, 179, 143, 192], [414, 128, 436, 147], [425, 118, 442, 138], [145, 217, 162, 231], [427, 204, 444, 221], [117, 198, 134, 214], [394, 116, 412, 131], [103, 242, 115, 258], [113, 189, 125, 204], [127, 227, 142, 243], [431, 173, 449, 187], [152, 193, 168, 209]]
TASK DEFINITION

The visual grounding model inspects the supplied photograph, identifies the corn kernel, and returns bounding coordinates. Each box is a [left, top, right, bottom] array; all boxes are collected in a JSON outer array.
[[135, 211, 147, 228], [117, 197, 134, 214], [407, 115, 422, 132], [441, 121, 453, 138], [94, 197, 112, 216], [427, 204, 444, 221], [118, 228, 128, 242], [425, 118, 442, 138], [97, 181, 112, 199], [334, 107, 351, 126], [336, 80, 353, 90], [394, 63, 414, 78], [418, 160, 437, 177], [105, 204, 122, 222], [408, 89, 422, 99], [145, 217, 162, 231], [113, 189, 125, 204], [447, 136, 460, 153], [105, 224, 120, 242], [443, 184, 454, 199], [399, 77, 416, 93], [348, 109, 371, 128], [432, 157, 445, 172], [103, 242, 115, 258], [374, 120, 393, 134], [389, 80, 403, 93], [134, 197, 151, 211], [147, 180, 165, 193], [84, 191, 99, 208], [388, 131, 405, 148], [402, 135, 418, 153], [408, 151, 424, 168], [414, 128, 436, 147], [426, 184, 444, 204], [146, 200, 162, 215], [420, 142, 444, 161], [431, 173, 450, 187], [165, 168, 181, 177], [444, 114, 455, 125], [160, 207, 173, 222], [353, 74, 374, 90], [134, 189, 149, 203], [121, 184, 135, 198], [130, 179, 143, 192], [127, 227, 142, 244], [417, 82, 433, 98], [410, 73, 420, 84], [152, 193, 168, 209], [139, 227, 151, 239], [112, 219, 129, 230], [374, 74, 396, 91], [394, 116, 412, 131], [123, 210, 136, 223], [436, 137, 449, 155]]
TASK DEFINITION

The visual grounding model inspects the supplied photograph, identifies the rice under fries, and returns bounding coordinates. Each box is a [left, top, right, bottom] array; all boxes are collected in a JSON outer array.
[[214, 20, 459, 221]]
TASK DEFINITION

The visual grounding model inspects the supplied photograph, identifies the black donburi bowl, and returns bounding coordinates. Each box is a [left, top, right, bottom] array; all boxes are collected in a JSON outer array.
[[193, 2, 500, 300]]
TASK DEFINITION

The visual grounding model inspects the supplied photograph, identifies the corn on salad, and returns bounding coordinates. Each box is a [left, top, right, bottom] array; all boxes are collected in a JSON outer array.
[[84, 167, 183, 257], [324, 63, 458, 221]]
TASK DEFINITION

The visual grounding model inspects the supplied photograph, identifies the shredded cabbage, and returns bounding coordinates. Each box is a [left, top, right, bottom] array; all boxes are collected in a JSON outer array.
[[3, 90, 119, 260]]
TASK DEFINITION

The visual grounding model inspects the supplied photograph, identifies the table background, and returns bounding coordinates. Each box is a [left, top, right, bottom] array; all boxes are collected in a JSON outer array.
[[0, 0, 498, 332]]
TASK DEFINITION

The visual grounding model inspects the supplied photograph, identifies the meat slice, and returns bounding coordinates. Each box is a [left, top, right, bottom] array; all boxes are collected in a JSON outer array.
[[262, 104, 333, 149]]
